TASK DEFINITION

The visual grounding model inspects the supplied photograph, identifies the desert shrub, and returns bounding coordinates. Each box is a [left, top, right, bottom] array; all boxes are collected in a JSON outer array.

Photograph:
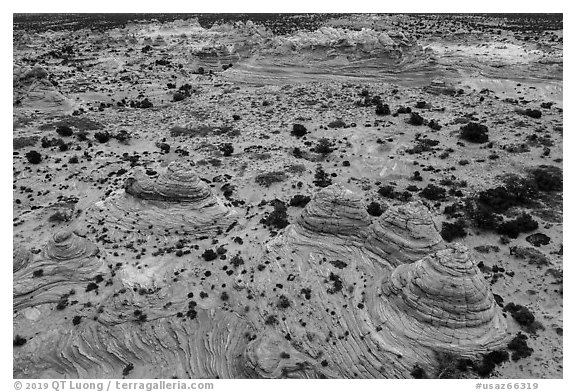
[[13, 136, 39, 150], [289, 194, 311, 207], [25, 150, 42, 164], [509, 246, 549, 266], [122, 363, 134, 376], [524, 109, 542, 119], [504, 303, 535, 327], [428, 120, 442, 131], [326, 272, 343, 294], [261, 201, 290, 230], [531, 166, 562, 192], [419, 184, 446, 201], [327, 119, 346, 129], [72, 315, 82, 326], [367, 201, 384, 216], [158, 143, 170, 153], [255, 171, 287, 187], [408, 112, 424, 126], [440, 219, 467, 242], [507, 333, 533, 361], [460, 122, 489, 143], [314, 138, 334, 154], [313, 166, 332, 188], [86, 282, 98, 292], [219, 143, 234, 157], [48, 211, 70, 222], [173, 92, 186, 102], [496, 213, 538, 238], [220, 292, 229, 301], [230, 254, 244, 268], [13, 335, 27, 346], [265, 315, 278, 325], [410, 365, 428, 379], [32, 269, 44, 278], [470, 204, 501, 230], [378, 185, 396, 198], [202, 249, 218, 261], [375, 103, 390, 116], [56, 125, 73, 137], [415, 101, 427, 109], [477, 350, 509, 377], [396, 106, 412, 114], [94, 131, 111, 143], [291, 124, 307, 137], [277, 295, 291, 309]]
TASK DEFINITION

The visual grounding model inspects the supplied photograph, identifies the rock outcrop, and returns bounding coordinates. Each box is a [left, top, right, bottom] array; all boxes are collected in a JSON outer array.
[[125, 161, 213, 203], [373, 244, 508, 356], [13, 231, 102, 311], [292, 183, 371, 240], [366, 200, 445, 267], [90, 161, 236, 241]]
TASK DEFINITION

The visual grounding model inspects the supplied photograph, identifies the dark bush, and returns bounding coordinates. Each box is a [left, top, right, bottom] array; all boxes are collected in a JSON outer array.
[[173, 92, 186, 102], [410, 365, 428, 379], [72, 315, 82, 325], [396, 106, 412, 114], [86, 282, 98, 292], [415, 101, 427, 109], [375, 103, 390, 116], [277, 295, 291, 309], [255, 171, 287, 187], [531, 166, 562, 192], [477, 350, 509, 377], [367, 202, 384, 216], [291, 124, 307, 137], [122, 363, 134, 376], [440, 219, 467, 242], [94, 132, 111, 143], [313, 166, 332, 188], [507, 333, 533, 361], [504, 303, 535, 327], [524, 109, 542, 119], [261, 201, 289, 230], [289, 194, 311, 207], [220, 143, 234, 157], [419, 184, 446, 201], [327, 119, 346, 129], [460, 122, 489, 143], [496, 213, 538, 238], [408, 112, 424, 126], [56, 125, 73, 137], [428, 120, 442, 131], [378, 185, 396, 198], [13, 335, 27, 346], [470, 204, 501, 230], [314, 138, 334, 154], [202, 249, 218, 261], [25, 150, 42, 164]]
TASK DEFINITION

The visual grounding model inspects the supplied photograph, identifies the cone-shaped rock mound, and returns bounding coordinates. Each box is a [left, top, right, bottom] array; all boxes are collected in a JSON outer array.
[[366, 200, 445, 267], [125, 161, 212, 203], [375, 244, 508, 355], [90, 161, 236, 241], [13, 245, 32, 272], [295, 184, 371, 238], [42, 231, 99, 261]]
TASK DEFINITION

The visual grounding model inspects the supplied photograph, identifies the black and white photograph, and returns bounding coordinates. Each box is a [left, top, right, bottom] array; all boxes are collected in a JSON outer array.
[[9, 4, 568, 386]]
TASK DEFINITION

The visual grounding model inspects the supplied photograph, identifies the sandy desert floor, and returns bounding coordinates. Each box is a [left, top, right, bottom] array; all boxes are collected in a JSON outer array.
[[13, 14, 562, 379]]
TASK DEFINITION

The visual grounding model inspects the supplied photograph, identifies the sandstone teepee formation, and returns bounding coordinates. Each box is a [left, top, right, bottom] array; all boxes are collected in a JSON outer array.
[[366, 200, 445, 267], [91, 161, 236, 241], [374, 244, 508, 355], [291, 183, 371, 240]]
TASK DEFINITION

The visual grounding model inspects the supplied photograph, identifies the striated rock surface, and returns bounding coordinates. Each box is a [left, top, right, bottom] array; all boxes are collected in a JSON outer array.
[[90, 161, 236, 241], [13, 245, 32, 272], [292, 183, 371, 240], [42, 230, 99, 261], [125, 161, 213, 203], [366, 200, 446, 267], [13, 231, 103, 311], [373, 244, 508, 356]]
